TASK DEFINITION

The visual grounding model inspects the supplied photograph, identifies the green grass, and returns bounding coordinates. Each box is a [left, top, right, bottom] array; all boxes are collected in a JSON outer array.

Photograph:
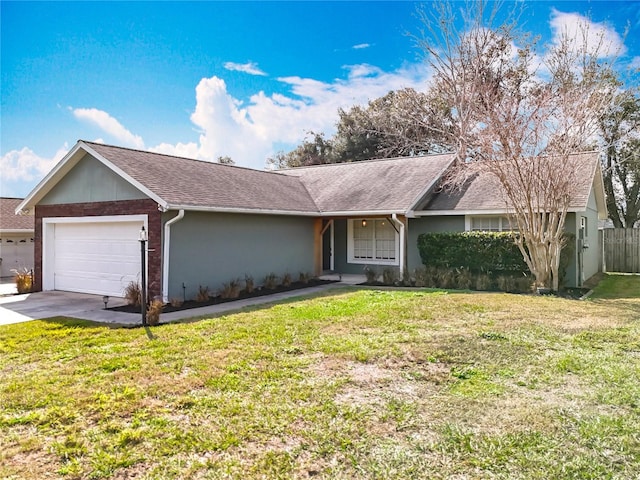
[[1, 274, 639, 479]]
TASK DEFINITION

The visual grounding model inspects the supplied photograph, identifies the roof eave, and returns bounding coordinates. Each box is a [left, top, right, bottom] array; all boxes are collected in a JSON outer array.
[[168, 205, 320, 217]]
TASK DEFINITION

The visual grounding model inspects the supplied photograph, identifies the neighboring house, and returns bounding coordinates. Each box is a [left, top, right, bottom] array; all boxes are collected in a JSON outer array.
[[15, 141, 606, 300], [0, 197, 35, 277]]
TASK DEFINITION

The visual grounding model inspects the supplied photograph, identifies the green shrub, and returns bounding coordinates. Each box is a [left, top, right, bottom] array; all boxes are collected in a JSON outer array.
[[417, 231, 576, 288], [364, 266, 378, 283], [382, 268, 398, 285]]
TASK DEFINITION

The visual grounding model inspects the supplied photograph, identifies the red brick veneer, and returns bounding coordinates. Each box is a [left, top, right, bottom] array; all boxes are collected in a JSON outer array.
[[34, 199, 162, 298]]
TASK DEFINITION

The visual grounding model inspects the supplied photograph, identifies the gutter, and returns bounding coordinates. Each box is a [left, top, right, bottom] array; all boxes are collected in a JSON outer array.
[[162, 209, 185, 302], [391, 214, 406, 278]]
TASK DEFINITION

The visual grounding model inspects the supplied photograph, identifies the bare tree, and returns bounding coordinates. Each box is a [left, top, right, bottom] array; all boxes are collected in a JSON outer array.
[[416, 1, 617, 290]]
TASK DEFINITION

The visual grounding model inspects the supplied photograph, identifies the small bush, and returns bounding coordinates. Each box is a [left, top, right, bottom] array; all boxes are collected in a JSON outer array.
[[146, 299, 163, 326], [475, 273, 493, 291], [263, 273, 279, 290], [196, 285, 210, 302], [436, 268, 456, 289], [413, 267, 428, 287], [220, 279, 241, 299], [456, 268, 474, 290], [123, 281, 141, 307], [382, 268, 398, 285], [299, 272, 310, 284], [169, 298, 183, 308], [244, 274, 255, 294], [401, 269, 413, 287], [12, 268, 32, 294], [364, 266, 378, 283], [282, 272, 292, 287], [515, 275, 534, 293]]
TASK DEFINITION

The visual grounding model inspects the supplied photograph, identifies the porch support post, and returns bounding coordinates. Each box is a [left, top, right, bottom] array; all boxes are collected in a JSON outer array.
[[391, 214, 406, 278], [313, 218, 323, 276]]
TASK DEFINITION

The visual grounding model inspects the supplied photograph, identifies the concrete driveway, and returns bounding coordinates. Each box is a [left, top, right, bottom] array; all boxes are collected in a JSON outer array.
[[0, 291, 130, 326]]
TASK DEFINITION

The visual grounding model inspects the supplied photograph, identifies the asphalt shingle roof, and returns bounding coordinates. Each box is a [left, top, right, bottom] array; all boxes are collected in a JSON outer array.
[[281, 154, 455, 213], [1, 198, 34, 230], [85, 142, 320, 213], [85, 142, 455, 215], [424, 151, 599, 212]]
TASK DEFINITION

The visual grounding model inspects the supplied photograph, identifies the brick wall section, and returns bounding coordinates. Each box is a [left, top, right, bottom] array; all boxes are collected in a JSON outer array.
[[34, 199, 162, 298]]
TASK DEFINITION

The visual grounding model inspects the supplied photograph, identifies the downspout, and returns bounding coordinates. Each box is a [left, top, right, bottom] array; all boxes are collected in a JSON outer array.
[[391, 214, 406, 278], [162, 210, 185, 302]]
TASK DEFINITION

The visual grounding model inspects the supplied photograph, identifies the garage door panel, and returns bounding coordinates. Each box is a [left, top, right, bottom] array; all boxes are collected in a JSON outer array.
[[51, 220, 144, 297]]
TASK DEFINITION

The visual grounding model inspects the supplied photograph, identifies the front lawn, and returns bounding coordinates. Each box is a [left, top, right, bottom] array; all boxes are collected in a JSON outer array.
[[1, 274, 639, 479]]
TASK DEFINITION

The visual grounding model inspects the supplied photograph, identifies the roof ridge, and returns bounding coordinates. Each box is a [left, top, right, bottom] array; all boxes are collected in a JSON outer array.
[[278, 152, 455, 171]]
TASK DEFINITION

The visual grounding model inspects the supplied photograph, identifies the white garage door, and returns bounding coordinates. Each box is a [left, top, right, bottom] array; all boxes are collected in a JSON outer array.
[[52, 220, 143, 297], [0, 236, 34, 277]]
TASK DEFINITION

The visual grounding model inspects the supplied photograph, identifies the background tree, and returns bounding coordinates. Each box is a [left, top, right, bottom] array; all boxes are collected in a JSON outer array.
[[415, 0, 616, 290], [599, 89, 640, 227], [268, 88, 453, 168], [217, 156, 235, 165]]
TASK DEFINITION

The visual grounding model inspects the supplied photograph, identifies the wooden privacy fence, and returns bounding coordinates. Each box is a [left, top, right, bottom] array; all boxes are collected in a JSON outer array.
[[603, 228, 640, 273]]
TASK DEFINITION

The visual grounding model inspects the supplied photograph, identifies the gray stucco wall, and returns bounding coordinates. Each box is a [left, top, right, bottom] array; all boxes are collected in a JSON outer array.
[[164, 211, 315, 300], [578, 189, 601, 284], [407, 216, 466, 271], [40, 154, 147, 204]]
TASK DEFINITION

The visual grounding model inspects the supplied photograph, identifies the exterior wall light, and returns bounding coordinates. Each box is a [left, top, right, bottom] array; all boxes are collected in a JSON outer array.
[[103, 296, 109, 309], [361, 219, 367, 227]]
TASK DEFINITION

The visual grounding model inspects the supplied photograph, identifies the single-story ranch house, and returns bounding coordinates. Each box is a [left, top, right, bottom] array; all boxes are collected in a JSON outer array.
[[1, 197, 34, 278], [16, 141, 606, 301]]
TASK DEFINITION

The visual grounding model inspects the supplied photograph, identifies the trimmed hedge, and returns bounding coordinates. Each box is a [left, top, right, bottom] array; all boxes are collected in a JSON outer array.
[[417, 232, 575, 283]]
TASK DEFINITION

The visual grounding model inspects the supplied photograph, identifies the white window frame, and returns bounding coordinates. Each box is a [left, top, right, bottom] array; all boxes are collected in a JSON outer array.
[[347, 218, 399, 266], [466, 215, 516, 232]]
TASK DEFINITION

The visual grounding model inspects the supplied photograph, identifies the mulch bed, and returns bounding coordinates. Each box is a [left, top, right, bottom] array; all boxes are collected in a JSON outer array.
[[109, 279, 338, 314], [358, 282, 590, 299]]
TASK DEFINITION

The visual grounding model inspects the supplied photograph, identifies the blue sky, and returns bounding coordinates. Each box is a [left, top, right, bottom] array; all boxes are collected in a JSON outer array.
[[2, 1, 639, 198]]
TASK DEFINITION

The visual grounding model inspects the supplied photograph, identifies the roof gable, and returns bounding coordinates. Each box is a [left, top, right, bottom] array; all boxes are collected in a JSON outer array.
[[421, 152, 606, 217], [281, 154, 455, 214]]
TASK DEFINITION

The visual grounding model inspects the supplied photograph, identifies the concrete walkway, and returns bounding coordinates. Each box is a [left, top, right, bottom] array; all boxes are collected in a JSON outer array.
[[0, 274, 365, 327]]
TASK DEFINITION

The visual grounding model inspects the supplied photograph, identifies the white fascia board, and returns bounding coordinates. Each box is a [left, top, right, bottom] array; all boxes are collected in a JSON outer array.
[[169, 205, 320, 217], [413, 209, 509, 217], [80, 142, 168, 210], [16, 142, 88, 215], [593, 163, 608, 220], [414, 207, 591, 217], [318, 210, 404, 217]]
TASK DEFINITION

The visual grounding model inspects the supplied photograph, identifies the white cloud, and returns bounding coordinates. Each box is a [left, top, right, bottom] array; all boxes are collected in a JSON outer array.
[[3, 62, 431, 197], [72, 108, 145, 149], [165, 63, 431, 169], [630, 56, 640, 70], [549, 10, 627, 58], [352, 43, 371, 50], [223, 61, 267, 76], [0, 145, 69, 197]]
